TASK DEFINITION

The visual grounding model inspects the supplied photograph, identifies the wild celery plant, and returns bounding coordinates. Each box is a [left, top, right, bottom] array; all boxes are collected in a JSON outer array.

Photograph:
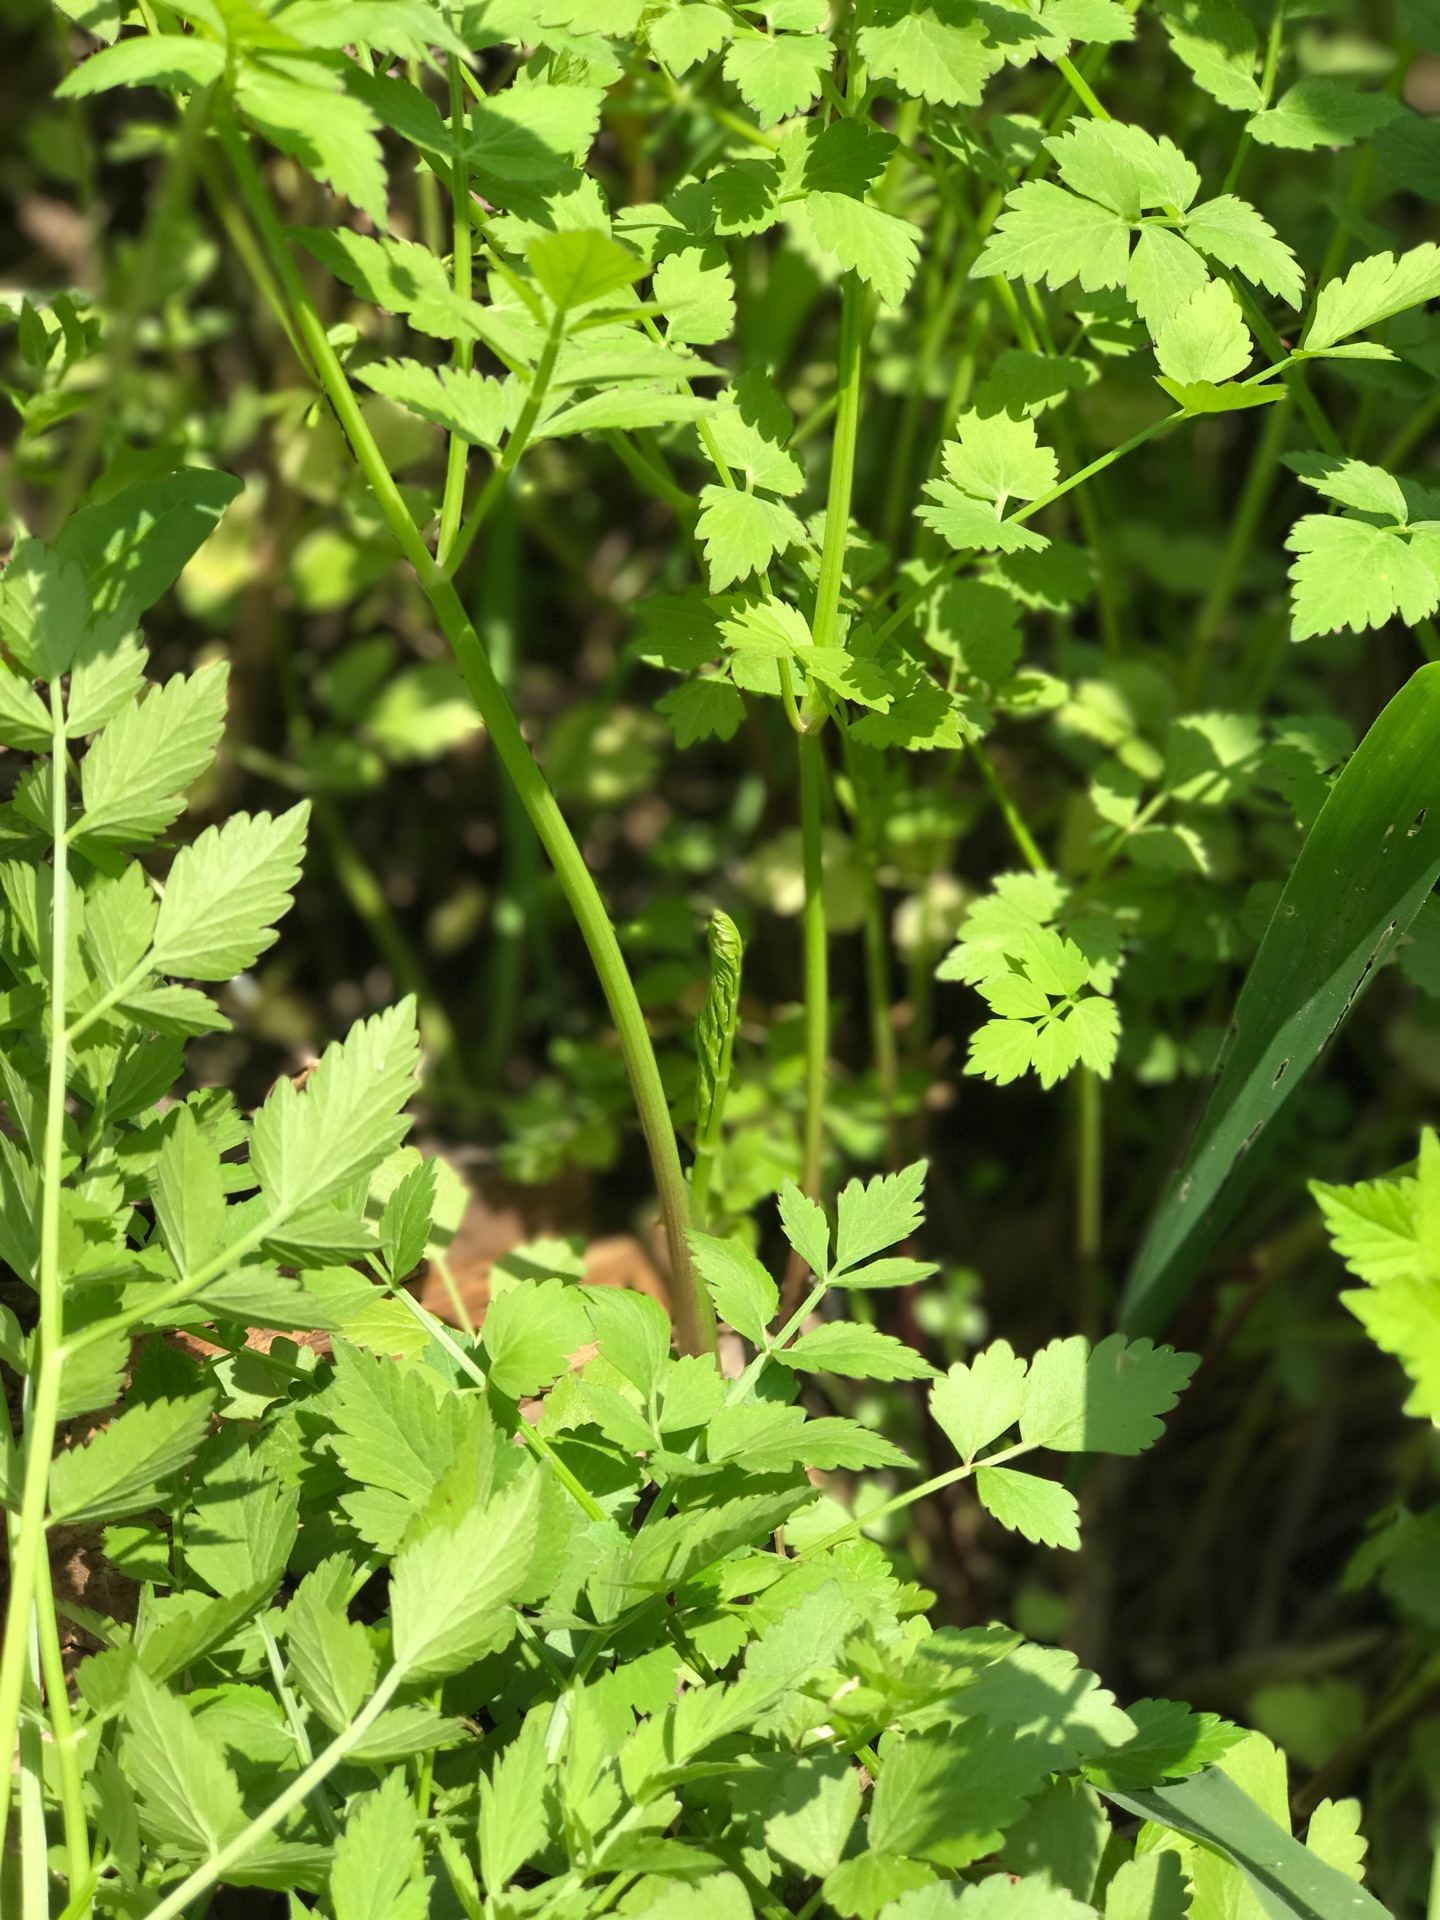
[[0, 558, 1359, 1916]]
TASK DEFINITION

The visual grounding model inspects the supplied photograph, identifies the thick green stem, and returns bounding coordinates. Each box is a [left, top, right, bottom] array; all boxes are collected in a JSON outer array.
[[0, 683, 74, 1869], [217, 116, 715, 1358]]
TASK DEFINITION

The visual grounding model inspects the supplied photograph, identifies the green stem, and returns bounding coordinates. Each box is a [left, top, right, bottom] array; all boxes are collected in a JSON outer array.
[[445, 308, 565, 578], [144, 1667, 408, 1920], [35, 1553, 91, 1889], [1075, 1065, 1103, 1342], [1184, 393, 1291, 706], [796, 1438, 1037, 1559], [971, 738, 1045, 873], [799, 728, 829, 1203], [1056, 53, 1111, 121], [215, 114, 715, 1359], [437, 56, 476, 569], [810, 274, 867, 658]]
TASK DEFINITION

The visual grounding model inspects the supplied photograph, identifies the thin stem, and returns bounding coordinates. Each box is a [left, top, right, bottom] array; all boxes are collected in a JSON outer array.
[[1056, 53, 1111, 121], [144, 1667, 408, 1920], [35, 1553, 91, 1886], [1075, 1065, 1103, 1343], [1185, 393, 1292, 706], [971, 738, 1046, 873], [796, 1438, 1037, 1558], [0, 679, 75, 1867], [799, 729, 829, 1202], [437, 56, 475, 569], [445, 308, 566, 577], [810, 273, 867, 657], [216, 116, 715, 1358]]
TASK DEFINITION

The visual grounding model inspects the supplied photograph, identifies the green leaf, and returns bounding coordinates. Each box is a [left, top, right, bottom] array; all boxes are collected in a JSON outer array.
[[658, 677, 746, 745], [1286, 516, 1440, 641], [917, 487, 1048, 555], [1127, 225, 1211, 332], [724, 31, 831, 126], [779, 1180, 831, 1277], [697, 487, 806, 589], [975, 1465, 1082, 1549], [1103, 1853, 1190, 1920], [649, 3, 734, 72], [1183, 194, 1304, 306], [122, 1669, 247, 1854], [49, 1392, 214, 1524], [57, 34, 227, 96], [835, 1160, 927, 1270], [77, 661, 230, 846], [181, 1441, 297, 1596], [1156, 375, 1282, 413], [858, 2, 1003, 106], [654, 245, 737, 344], [689, 1231, 778, 1343], [1123, 668, 1440, 1335], [585, 1284, 672, 1398], [967, 1017, 1041, 1085], [1288, 453, 1409, 520], [807, 193, 919, 309], [1304, 242, 1440, 353], [251, 999, 420, 1218], [941, 410, 1058, 508], [972, 181, 1131, 293], [1085, 1697, 1249, 1791], [482, 1276, 592, 1398], [1155, 278, 1251, 384], [379, 1156, 437, 1283], [529, 230, 646, 310], [391, 1465, 543, 1681], [479, 1706, 552, 1892], [239, 65, 388, 228], [1020, 1334, 1196, 1452], [151, 803, 308, 980], [1157, 0, 1262, 111], [776, 1321, 936, 1379], [356, 359, 520, 449], [1048, 119, 1200, 219], [285, 1562, 378, 1731], [153, 1104, 224, 1276], [330, 1772, 430, 1920], [765, 1754, 862, 1878], [1306, 1799, 1367, 1882], [292, 228, 484, 338], [868, 1723, 1056, 1868], [538, 389, 718, 438], [1248, 77, 1400, 150], [931, 1340, 1028, 1461], [1103, 1768, 1391, 1920]]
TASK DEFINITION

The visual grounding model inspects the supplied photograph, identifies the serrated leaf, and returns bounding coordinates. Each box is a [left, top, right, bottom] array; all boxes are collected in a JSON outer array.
[[153, 1104, 224, 1276], [1127, 224, 1210, 332], [650, 3, 733, 71], [356, 359, 521, 449], [122, 1669, 247, 1854], [292, 228, 484, 338], [976, 1465, 1081, 1549], [942, 410, 1058, 507], [1304, 242, 1440, 352], [479, 1707, 552, 1892], [973, 180, 1131, 292], [1248, 77, 1400, 150], [331, 1772, 429, 1920], [286, 1562, 378, 1731], [807, 193, 919, 309], [529, 230, 645, 310], [1087, 1695, 1247, 1790], [1158, 0, 1262, 111], [868, 1722, 1055, 1868], [777, 1321, 936, 1379], [239, 66, 388, 227], [50, 1392, 214, 1524], [1183, 194, 1303, 306], [482, 1276, 592, 1398], [379, 1156, 437, 1284], [858, 3, 1003, 106], [697, 487, 806, 590], [78, 662, 229, 845], [931, 1340, 1028, 1461], [1020, 1333, 1196, 1453], [1286, 516, 1440, 641], [966, 1017, 1039, 1084], [654, 245, 736, 343], [689, 1231, 778, 1343], [724, 31, 831, 126], [250, 999, 420, 1219], [835, 1161, 927, 1270], [1048, 119, 1200, 219], [391, 1465, 542, 1680], [778, 1180, 830, 1277], [58, 34, 227, 96], [917, 486, 1048, 554], [1155, 278, 1251, 385], [658, 677, 745, 745], [151, 804, 308, 981]]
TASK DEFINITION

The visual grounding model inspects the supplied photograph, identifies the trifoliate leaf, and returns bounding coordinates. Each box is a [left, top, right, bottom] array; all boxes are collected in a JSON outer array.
[[1305, 242, 1440, 352], [973, 181, 1131, 292], [724, 31, 831, 126], [976, 1465, 1082, 1550], [931, 1340, 1028, 1461], [1286, 516, 1440, 640], [835, 1161, 927, 1270], [777, 1321, 937, 1379], [1048, 119, 1200, 219], [150, 804, 309, 981], [1020, 1333, 1197, 1453], [1182, 194, 1304, 307], [859, 1, 1003, 106], [807, 193, 920, 308], [1155, 279, 1251, 385], [390, 1465, 542, 1680], [50, 1392, 215, 1524], [1248, 77, 1401, 150], [689, 1231, 778, 1344], [697, 487, 807, 589]]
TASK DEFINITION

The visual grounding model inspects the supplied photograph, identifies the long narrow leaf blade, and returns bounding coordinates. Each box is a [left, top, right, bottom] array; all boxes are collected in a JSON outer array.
[[1123, 663, 1440, 1335], [1103, 1770, 1389, 1920]]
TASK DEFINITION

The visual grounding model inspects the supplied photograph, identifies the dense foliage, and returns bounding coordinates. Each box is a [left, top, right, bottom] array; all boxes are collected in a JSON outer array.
[[5, 0, 1440, 1912]]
